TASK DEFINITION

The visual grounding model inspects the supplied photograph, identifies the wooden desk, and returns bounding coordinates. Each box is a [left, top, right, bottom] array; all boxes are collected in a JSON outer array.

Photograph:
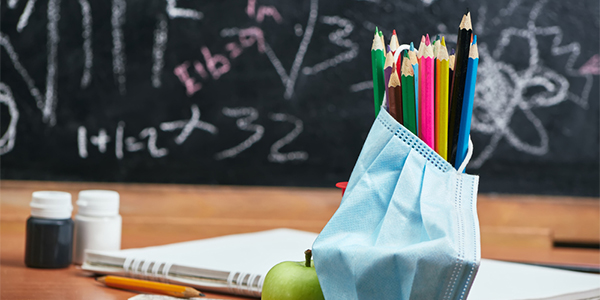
[[2, 180, 598, 299]]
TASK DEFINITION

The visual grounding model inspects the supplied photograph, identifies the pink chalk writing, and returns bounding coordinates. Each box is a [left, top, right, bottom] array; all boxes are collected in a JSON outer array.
[[256, 6, 282, 23], [579, 54, 600, 75], [239, 27, 265, 53], [201, 46, 231, 80], [174, 62, 201, 96], [193, 61, 209, 79], [225, 42, 243, 59], [246, 0, 256, 17]]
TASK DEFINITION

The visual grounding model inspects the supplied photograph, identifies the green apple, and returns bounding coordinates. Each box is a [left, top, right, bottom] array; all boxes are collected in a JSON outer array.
[[262, 249, 325, 300]]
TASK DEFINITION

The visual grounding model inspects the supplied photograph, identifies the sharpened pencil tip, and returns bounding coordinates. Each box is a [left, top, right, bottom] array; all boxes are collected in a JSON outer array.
[[472, 35, 477, 44], [393, 29, 397, 36], [441, 36, 446, 46], [421, 35, 426, 43], [425, 34, 431, 45], [410, 42, 415, 51]]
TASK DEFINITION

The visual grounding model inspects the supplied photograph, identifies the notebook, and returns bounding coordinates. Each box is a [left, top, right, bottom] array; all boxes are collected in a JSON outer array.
[[82, 228, 600, 299], [81, 228, 318, 297]]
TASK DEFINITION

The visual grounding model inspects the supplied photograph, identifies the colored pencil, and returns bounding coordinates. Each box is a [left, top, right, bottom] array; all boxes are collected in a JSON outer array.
[[455, 36, 479, 170], [390, 30, 400, 54], [417, 35, 426, 133], [448, 12, 472, 166], [387, 65, 403, 123], [379, 30, 386, 55], [419, 34, 435, 149], [417, 35, 426, 61], [409, 42, 419, 135], [433, 35, 441, 58], [371, 29, 385, 116], [391, 30, 402, 75], [436, 37, 450, 160], [449, 49, 455, 105], [384, 51, 395, 113], [401, 50, 417, 135], [96, 276, 205, 298]]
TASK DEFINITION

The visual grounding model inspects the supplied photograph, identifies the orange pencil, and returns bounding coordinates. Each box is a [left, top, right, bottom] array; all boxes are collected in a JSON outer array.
[[96, 276, 205, 298]]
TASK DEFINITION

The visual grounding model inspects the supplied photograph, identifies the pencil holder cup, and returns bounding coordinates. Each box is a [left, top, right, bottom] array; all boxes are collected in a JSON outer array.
[[312, 108, 480, 300]]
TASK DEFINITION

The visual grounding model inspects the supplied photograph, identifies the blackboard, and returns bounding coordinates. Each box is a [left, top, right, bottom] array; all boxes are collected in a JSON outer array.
[[1, 0, 598, 197]]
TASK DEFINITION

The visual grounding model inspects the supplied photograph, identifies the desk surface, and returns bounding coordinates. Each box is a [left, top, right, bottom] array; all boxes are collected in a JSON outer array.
[[2, 180, 599, 299]]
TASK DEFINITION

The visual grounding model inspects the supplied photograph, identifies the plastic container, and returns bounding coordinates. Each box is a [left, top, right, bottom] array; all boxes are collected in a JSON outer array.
[[73, 190, 122, 264], [25, 191, 74, 268]]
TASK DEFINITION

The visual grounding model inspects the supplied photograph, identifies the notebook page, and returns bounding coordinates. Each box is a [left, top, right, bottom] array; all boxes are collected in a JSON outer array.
[[467, 259, 600, 300], [90, 228, 318, 277]]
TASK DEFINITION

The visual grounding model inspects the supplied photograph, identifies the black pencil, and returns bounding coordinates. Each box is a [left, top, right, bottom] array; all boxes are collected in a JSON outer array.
[[447, 11, 472, 166]]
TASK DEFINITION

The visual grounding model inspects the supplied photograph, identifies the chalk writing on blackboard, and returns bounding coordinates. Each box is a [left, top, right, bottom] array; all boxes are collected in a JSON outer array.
[[469, 0, 595, 168], [15, 0, 35, 32], [152, 15, 168, 88], [78, 0, 93, 88], [215, 107, 264, 160], [160, 105, 218, 145], [0, 83, 19, 155], [268, 113, 309, 163], [167, 0, 202, 20], [302, 16, 358, 76], [111, 0, 127, 95], [77, 107, 307, 162]]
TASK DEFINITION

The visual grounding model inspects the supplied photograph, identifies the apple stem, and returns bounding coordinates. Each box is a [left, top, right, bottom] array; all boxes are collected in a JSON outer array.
[[304, 249, 312, 267]]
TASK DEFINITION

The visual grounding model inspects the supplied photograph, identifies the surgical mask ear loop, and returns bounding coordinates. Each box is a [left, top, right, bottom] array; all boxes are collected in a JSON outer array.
[[457, 137, 474, 173]]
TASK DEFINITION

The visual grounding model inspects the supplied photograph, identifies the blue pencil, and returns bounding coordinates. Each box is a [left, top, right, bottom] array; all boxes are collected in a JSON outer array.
[[409, 42, 419, 134], [455, 36, 479, 170]]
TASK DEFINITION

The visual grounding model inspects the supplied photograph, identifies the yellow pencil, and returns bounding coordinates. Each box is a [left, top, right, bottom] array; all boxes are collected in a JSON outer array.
[[436, 37, 450, 160], [96, 276, 205, 298]]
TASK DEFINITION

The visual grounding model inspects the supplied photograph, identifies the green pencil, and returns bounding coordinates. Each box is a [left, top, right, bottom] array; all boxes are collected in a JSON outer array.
[[400, 51, 417, 135], [371, 28, 385, 116]]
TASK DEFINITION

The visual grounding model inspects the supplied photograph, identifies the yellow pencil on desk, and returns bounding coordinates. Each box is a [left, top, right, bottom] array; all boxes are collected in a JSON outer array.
[[96, 275, 205, 298]]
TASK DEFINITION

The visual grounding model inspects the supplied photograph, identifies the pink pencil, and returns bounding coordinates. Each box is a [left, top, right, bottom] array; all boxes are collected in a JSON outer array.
[[419, 34, 435, 149]]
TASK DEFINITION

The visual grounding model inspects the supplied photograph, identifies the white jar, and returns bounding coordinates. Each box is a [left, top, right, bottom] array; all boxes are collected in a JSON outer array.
[[73, 190, 122, 264]]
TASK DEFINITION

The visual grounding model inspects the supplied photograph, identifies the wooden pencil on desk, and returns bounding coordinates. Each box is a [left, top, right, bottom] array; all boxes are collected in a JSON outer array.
[[409, 42, 420, 134], [387, 65, 403, 123], [371, 29, 385, 116], [419, 34, 435, 149], [436, 37, 450, 160], [455, 35, 479, 169], [401, 50, 417, 135], [448, 11, 472, 166], [96, 275, 205, 298]]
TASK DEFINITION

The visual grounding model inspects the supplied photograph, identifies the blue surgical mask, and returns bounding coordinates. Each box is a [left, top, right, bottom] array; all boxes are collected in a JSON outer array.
[[313, 108, 480, 300]]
